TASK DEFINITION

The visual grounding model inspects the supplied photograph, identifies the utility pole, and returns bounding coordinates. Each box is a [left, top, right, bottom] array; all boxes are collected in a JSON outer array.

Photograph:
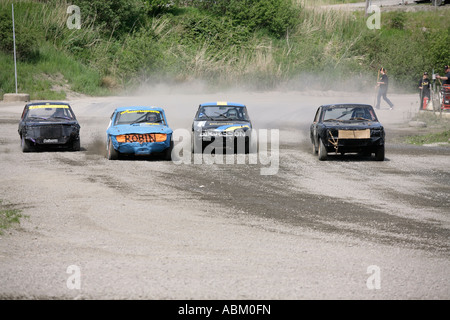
[[12, 3, 18, 94], [2, 3, 29, 102], [365, 0, 371, 17]]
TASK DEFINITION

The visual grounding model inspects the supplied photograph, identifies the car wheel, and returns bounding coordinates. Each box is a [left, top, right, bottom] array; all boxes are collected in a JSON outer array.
[[107, 138, 119, 160], [164, 140, 174, 161], [21, 136, 32, 153], [318, 138, 327, 161], [72, 139, 81, 151], [312, 142, 318, 155], [192, 134, 202, 154], [249, 131, 258, 154], [375, 145, 385, 161], [244, 137, 250, 154]]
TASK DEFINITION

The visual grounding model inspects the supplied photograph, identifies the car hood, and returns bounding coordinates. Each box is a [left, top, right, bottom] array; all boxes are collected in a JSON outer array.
[[321, 121, 383, 130], [194, 120, 251, 131], [107, 124, 172, 135]]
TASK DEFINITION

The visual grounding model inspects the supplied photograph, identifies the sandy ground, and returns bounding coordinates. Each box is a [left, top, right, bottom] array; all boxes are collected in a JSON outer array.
[[0, 87, 449, 300]]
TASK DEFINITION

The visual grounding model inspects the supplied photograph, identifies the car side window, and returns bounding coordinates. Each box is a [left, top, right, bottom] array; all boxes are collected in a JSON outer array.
[[21, 107, 27, 120], [313, 108, 321, 123]]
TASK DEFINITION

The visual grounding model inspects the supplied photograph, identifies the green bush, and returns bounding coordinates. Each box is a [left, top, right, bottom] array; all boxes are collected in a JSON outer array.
[[177, 12, 251, 50], [191, 0, 301, 38], [74, 0, 147, 36], [0, 11, 40, 60], [389, 11, 407, 30], [115, 28, 164, 79], [144, 0, 176, 16], [426, 27, 450, 74]]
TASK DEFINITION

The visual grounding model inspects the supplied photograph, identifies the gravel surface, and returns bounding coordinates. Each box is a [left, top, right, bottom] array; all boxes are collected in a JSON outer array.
[[0, 88, 449, 300], [322, 0, 450, 11]]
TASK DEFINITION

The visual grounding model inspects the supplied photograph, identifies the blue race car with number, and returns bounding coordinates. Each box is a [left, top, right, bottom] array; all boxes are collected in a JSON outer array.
[[191, 101, 255, 154], [106, 106, 173, 160]]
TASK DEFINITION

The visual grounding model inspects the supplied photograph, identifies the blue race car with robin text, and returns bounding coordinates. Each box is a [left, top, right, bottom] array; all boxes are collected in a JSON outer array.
[[106, 106, 173, 160]]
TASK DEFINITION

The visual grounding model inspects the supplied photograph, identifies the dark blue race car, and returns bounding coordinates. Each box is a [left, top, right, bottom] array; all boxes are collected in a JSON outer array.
[[18, 102, 81, 152], [191, 101, 255, 154], [310, 103, 385, 161], [106, 106, 173, 160]]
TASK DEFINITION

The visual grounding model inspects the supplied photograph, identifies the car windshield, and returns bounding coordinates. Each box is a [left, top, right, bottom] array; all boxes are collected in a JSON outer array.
[[26, 105, 74, 120], [196, 106, 249, 121], [322, 106, 377, 122], [114, 110, 166, 125]]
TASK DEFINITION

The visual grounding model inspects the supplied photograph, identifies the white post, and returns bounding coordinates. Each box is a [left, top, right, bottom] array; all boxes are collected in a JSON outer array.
[[12, 3, 18, 94]]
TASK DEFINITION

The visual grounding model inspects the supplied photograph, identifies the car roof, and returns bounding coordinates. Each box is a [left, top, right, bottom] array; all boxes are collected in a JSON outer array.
[[320, 104, 373, 109], [114, 106, 165, 112], [26, 102, 71, 107], [200, 102, 246, 107]]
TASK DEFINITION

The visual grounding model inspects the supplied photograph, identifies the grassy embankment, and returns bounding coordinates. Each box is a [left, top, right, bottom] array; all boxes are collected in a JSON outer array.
[[403, 111, 450, 145], [0, 0, 449, 100], [405, 130, 450, 145]]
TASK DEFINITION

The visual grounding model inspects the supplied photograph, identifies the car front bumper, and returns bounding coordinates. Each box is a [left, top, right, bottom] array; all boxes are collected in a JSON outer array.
[[322, 136, 384, 153], [111, 136, 171, 155]]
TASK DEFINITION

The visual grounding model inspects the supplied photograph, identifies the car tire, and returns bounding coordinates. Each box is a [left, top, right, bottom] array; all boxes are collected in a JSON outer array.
[[21, 136, 32, 153], [192, 134, 202, 154], [312, 139, 318, 154], [244, 137, 250, 154], [72, 139, 81, 151], [375, 145, 385, 161], [318, 138, 327, 161], [249, 131, 258, 154], [164, 140, 174, 161], [107, 138, 119, 160]]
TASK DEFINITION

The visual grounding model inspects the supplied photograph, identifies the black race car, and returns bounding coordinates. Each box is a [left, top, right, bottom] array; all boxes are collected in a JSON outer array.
[[18, 102, 81, 152], [414, 0, 446, 5], [191, 101, 254, 154], [310, 104, 385, 161]]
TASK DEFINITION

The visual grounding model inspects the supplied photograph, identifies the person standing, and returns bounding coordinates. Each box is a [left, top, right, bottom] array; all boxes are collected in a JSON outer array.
[[375, 67, 394, 110], [436, 65, 450, 110], [436, 65, 450, 85], [418, 72, 431, 110]]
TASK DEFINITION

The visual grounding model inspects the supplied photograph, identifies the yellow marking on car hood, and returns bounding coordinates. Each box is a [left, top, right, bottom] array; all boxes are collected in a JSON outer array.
[[29, 105, 69, 109], [120, 110, 160, 114], [224, 125, 250, 131]]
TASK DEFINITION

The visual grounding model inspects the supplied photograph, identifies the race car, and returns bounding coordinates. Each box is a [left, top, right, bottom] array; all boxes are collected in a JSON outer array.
[[414, 0, 446, 5], [191, 101, 254, 154], [310, 104, 385, 161], [106, 106, 173, 160], [18, 102, 81, 152]]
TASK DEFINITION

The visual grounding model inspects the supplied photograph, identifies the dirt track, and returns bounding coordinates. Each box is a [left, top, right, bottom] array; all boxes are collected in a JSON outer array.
[[0, 88, 449, 299]]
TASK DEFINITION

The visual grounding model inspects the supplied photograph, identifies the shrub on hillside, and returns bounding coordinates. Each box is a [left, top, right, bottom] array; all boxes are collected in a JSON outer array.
[[426, 27, 450, 73], [191, 0, 301, 38], [74, 0, 147, 36], [0, 11, 40, 61], [115, 28, 164, 78]]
